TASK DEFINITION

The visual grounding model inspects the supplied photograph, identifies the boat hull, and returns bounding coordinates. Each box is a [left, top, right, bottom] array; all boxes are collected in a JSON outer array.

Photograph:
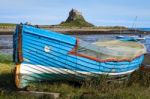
[[13, 25, 144, 88]]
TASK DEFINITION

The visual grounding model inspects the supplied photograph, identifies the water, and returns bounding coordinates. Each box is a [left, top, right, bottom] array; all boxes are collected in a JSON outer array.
[[137, 28, 150, 32], [74, 34, 150, 53], [0, 35, 13, 54], [0, 34, 150, 54]]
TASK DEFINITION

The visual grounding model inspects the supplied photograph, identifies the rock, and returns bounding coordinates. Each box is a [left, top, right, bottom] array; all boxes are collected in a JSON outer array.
[[66, 9, 85, 22], [59, 9, 94, 27]]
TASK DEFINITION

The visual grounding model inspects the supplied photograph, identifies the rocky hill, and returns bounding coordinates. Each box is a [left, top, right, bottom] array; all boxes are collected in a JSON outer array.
[[59, 9, 94, 27]]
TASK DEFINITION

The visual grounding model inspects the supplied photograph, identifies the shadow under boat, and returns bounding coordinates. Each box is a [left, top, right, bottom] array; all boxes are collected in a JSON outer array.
[[141, 53, 150, 72]]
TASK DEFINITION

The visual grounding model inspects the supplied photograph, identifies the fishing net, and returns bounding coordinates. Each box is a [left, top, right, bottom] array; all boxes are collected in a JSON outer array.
[[77, 39, 146, 61]]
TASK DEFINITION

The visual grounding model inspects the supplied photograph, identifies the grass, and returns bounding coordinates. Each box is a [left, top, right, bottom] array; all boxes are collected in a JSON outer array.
[[59, 19, 94, 27], [0, 54, 15, 89], [0, 23, 127, 31], [0, 53, 150, 99], [0, 23, 16, 28]]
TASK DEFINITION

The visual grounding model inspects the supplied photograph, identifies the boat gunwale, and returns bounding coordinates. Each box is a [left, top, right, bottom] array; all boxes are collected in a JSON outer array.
[[69, 38, 145, 62]]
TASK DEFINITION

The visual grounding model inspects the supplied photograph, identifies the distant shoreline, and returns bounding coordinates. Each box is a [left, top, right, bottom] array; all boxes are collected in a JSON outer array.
[[0, 27, 148, 35], [0, 30, 137, 35]]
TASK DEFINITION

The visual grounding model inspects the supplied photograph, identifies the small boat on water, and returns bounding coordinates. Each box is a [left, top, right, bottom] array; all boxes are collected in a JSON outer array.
[[13, 24, 146, 88], [116, 16, 145, 41], [116, 35, 145, 41]]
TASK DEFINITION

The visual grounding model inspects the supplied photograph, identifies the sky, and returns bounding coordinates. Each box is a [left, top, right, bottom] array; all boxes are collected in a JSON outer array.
[[0, 0, 150, 27]]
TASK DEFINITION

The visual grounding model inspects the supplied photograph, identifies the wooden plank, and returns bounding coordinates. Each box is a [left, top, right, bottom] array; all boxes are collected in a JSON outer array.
[[18, 91, 60, 99]]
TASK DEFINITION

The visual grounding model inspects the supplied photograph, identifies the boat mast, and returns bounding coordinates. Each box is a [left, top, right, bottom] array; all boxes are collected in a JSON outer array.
[[131, 16, 138, 34]]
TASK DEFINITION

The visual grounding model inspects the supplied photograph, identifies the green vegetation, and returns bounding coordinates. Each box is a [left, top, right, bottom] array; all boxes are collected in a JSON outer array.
[[59, 18, 94, 27], [0, 54, 150, 99], [0, 23, 16, 26], [96, 26, 127, 30], [0, 23, 16, 27], [0, 54, 15, 89]]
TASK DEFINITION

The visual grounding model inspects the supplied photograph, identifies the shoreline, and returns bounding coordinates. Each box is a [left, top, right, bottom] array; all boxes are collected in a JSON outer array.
[[0, 28, 148, 35], [0, 25, 149, 35]]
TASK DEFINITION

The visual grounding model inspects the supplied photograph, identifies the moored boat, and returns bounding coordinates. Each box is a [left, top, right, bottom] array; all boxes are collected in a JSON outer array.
[[116, 35, 145, 41], [13, 24, 146, 88]]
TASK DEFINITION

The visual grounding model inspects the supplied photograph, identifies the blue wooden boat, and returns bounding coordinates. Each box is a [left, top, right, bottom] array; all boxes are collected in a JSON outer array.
[[13, 24, 146, 88]]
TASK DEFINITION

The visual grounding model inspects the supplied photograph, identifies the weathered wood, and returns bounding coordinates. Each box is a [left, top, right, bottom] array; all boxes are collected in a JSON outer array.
[[140, 65, 150, 72], [18, 91, 60, 99]]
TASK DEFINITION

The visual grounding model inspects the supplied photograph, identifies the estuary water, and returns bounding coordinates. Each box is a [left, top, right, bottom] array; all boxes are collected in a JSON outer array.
[[74, 34, 150, 53], [0, 34, 150, 54], [0, 35, 13, 54]]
